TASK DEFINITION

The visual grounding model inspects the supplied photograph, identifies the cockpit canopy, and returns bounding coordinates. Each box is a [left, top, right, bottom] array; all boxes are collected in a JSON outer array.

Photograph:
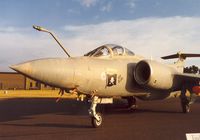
[[84, 44, 135, 57]]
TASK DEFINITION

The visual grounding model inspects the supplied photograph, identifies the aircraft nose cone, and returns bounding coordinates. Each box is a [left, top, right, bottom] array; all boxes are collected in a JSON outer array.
[[10, 62, 32, 75], [10, 58, 76, 89]]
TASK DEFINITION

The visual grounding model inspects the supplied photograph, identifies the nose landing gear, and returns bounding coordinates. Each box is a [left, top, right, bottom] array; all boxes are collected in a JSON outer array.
[[88, 96, 113, 128], [91, 113, 103, 128]]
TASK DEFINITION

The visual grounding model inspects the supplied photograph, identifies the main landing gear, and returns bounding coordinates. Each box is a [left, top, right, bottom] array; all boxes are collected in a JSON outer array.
[[88, 96, 113, 128], [126, 96, 137, 110], [180, 95, 190, 113], [180, 85, 196, 113]]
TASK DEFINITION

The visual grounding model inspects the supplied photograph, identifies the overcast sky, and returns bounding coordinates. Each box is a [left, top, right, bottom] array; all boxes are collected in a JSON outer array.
[[0, 0, 200, 71]]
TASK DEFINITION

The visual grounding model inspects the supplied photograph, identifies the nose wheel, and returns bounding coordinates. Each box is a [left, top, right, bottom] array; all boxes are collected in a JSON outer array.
[[91, 113, 102, 128], [88, 96, 113, 128], [88, 96, 102, 128]]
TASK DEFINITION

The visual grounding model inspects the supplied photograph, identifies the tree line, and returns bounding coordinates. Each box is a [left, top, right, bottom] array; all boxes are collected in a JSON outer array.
[[184, 65, 200, 74]]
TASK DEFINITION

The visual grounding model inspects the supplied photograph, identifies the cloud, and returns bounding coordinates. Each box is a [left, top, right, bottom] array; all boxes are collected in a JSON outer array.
[[1, 16, 200, 71], [67, 9, 80, 15], [126, 0, 137, 13], [128, 0, 136, 8], [100, 2, 112, 12], [0, 28, 67, 71], [0, 26, 30, 33], [79, 0, 98, 7], [63, 16, 200, 65]]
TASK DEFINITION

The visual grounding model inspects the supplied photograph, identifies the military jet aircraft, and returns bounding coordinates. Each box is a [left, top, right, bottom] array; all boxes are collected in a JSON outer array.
[[10, 25, 200, 128]]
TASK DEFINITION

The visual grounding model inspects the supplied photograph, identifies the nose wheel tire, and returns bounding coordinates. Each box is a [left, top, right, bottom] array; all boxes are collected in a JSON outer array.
[[89, 96, 112, 128], [91, 113, 102, 128]]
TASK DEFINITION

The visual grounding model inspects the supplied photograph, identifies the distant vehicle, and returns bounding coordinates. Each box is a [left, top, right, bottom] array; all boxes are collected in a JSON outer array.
[[11, 25, 200, 128]]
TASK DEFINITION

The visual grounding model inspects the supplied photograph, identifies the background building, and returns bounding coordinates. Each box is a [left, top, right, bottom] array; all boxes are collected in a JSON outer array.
[[0, 72, 54, 90], [0, 72, 25, 90]]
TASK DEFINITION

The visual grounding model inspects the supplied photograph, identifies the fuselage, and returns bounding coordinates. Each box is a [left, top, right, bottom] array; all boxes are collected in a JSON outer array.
[[11, 55, 148, 97], [11, 44, 185, 100]]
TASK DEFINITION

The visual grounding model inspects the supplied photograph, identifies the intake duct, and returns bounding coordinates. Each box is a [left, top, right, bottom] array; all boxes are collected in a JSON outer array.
[[134, 61, 151, 85], [134, 60, 174, 90]]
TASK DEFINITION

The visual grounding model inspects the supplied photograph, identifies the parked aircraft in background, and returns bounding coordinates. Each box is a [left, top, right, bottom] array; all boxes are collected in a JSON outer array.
[[10, 25, 200, 128]]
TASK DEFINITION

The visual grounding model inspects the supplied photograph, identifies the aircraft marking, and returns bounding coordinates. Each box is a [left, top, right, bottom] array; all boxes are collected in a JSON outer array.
[[106, 74, 117, 87]]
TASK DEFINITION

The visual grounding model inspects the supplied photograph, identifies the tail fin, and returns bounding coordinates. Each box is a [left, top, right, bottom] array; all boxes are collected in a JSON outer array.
[[161, 52, 200, 72]]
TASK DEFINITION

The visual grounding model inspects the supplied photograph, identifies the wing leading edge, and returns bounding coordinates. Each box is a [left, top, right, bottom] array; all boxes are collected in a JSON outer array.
[[162, 53, 200, 60], [175, 73, 200, 82]]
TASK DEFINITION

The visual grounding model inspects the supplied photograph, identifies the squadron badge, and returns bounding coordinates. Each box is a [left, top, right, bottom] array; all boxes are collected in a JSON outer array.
[[106, 74, 117, 87]]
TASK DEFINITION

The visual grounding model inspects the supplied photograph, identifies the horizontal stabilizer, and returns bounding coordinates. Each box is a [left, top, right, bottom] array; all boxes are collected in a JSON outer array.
[[161, 52, 200, 60]]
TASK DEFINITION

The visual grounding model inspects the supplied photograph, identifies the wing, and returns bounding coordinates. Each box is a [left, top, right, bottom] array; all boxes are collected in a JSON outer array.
[[161, 53, 200, 60], [175, 73, 200, 83]]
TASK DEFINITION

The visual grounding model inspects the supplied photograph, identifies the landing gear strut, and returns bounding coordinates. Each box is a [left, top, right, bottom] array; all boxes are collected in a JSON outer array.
[[88, 96, 113, 128], [180, 85, 190, 113], [180, 95, 190, 113], [180, 85, 195, 113], [88, 96, 103, 128], [126, 96, 137, 110]]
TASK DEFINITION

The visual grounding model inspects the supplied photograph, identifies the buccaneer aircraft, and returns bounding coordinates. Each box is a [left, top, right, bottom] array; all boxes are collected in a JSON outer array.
[[10, 26, 200, 128]]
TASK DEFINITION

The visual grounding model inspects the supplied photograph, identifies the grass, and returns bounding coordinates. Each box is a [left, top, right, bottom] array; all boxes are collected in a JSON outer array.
[[0, 90, 77, 99], [0, 90, 198, 100]]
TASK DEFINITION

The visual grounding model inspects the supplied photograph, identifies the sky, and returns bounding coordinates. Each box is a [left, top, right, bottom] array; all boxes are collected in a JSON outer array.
[[0, 0, 200, 71]]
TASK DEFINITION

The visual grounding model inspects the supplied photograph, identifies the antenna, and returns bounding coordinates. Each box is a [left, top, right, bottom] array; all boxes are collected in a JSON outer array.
[[33, 25, 71, 57]]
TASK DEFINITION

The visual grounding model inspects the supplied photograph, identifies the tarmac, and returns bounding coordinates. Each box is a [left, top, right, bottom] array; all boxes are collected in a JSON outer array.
[[0, 97, 199, 140]]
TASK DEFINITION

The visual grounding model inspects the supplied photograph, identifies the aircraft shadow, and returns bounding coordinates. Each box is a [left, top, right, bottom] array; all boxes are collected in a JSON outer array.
[[2, 123, 92, 129], [0, 98, 88, 123], [0, 98, 185, 123], [100, 105, 181, 115]]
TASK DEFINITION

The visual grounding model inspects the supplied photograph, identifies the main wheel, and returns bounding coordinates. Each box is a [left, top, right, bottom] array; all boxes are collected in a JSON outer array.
[[127, 97, 137, 110], [181, 102, 190, 113], [91, 113, 102, 128]]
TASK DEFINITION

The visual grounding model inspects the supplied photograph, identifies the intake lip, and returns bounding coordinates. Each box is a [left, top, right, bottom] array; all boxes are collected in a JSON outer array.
[[134, 60, 151, 85]]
